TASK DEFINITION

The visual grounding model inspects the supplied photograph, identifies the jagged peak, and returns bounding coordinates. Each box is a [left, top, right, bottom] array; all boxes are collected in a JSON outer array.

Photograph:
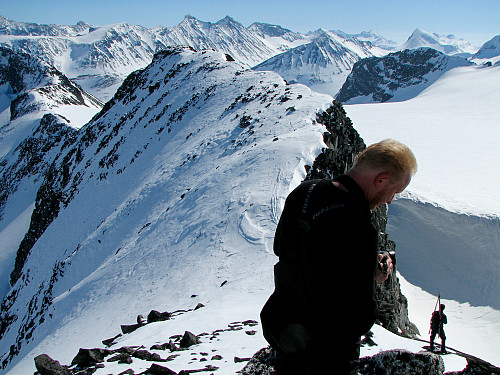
[[181, 14, 199, 23], [248, 22, 294, 36], [215, 15, 242, 27], [309, 27, 329, 37]]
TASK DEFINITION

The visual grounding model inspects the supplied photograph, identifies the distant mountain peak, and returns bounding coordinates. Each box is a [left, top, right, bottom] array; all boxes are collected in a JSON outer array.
[[248, 22, 294, 38], [217, 15, 238, 24], [402, 28, 478, 55], [473, 35, 500, 60]]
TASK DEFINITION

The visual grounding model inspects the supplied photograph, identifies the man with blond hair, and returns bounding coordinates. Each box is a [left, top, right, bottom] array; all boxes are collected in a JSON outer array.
[[261, 139, 417, 374]]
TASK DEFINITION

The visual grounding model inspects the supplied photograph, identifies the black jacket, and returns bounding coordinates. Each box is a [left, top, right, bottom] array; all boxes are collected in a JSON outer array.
[[261, 175, 379, 351]]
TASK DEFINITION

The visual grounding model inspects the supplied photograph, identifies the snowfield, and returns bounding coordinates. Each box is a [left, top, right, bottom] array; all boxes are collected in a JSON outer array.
[[345, 63, 500, 366], [346, 65, 500, 218]]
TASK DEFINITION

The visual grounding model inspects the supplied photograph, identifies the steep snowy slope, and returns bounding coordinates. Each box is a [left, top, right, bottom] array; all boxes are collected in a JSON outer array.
[[0, 47, 102, 300], [0, 46, 335, 373]]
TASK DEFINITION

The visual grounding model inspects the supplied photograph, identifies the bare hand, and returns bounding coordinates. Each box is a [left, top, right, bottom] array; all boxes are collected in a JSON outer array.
[[376, 253, 393, 284]]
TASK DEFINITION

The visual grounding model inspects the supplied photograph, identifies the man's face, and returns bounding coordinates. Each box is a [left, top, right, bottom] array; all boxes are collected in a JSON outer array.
[[369, 172, 411, 210]]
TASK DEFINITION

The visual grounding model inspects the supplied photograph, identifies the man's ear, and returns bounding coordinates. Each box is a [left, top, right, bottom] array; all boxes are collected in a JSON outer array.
[[374, 172, 391, 187]]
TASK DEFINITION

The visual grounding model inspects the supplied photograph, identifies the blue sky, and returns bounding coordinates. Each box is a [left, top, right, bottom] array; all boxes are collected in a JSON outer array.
[[1, 0, 498, 46]]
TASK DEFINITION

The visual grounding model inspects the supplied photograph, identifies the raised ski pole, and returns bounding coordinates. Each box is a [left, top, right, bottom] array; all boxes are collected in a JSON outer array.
[[429, 293, 441, 334]]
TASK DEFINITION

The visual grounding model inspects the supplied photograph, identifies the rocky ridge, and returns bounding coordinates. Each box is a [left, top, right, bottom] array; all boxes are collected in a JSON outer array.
[[0, 45, 334, 371], [336, 47, 473, 103]]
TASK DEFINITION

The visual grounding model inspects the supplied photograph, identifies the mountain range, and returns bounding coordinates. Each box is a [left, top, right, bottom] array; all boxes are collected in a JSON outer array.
[[1, 15, 493, 101], [0, 14, 499, 375]]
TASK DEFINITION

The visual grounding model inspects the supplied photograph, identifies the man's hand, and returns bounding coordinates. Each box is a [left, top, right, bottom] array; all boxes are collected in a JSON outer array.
[[376, 252, 393, 284]]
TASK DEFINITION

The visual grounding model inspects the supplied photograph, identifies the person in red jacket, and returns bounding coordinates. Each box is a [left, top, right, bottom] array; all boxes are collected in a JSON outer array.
[[261, 139, 417, 375]]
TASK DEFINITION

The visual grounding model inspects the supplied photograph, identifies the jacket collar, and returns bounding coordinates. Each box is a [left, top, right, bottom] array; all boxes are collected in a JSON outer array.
[[334, 174, 371, 212]]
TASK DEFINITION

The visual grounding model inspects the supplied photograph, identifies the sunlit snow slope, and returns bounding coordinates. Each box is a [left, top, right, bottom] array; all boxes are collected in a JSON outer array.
[[346, 64, 500, 365]]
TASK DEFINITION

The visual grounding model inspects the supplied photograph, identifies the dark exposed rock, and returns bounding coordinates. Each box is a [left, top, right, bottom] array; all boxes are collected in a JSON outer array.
[[137, 315, 146, 325], [193, 303, 204, 310], [357, 349, 444, 374], [177, 364, 219, 374], [147, 309, 172, 323], [34, 354, 72, 375], [179, 331, 200, 348], [306, 100, 365, 180], [10, 162, 66, 286], [150, 340, 179, 352], [120, 323, 143, 334], [132, 349, 167, 362], [102, 333, 122, 347], [140, 363, 177, 375], [241, 347, 447, 375], [235, 356, 252, 363], [240, 347, 276, 375], [107, 352, 133, 363], [71, 348, 109, 367]]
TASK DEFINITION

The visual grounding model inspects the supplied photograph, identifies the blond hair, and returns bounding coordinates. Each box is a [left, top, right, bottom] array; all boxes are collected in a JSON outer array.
[[354, 139, 417, 181]]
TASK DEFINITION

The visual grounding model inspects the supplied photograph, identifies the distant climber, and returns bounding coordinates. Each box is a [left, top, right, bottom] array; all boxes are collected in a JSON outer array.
[[430, 303, 447, 353]]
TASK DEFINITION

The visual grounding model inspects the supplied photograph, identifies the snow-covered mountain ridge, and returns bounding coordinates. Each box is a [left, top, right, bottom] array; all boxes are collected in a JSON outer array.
[[253, 28, 387, 97], [0, 45, 341, 373], [0, 15, 488, 101], [0, 15, 299, 101]]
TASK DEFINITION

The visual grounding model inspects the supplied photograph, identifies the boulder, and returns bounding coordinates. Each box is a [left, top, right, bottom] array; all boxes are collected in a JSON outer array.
[[240, 347, 276, 375], [121, 323, 142, 334], [107, 352, 133, 364], [179, 331, 200, 348], [34, 354, 72, 375], [358, 349, 444, 375], [71, 348, 109, 367], [147, 310, 172, 323], [140, 363, 177, 375], [102, 333, 122, 347]]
